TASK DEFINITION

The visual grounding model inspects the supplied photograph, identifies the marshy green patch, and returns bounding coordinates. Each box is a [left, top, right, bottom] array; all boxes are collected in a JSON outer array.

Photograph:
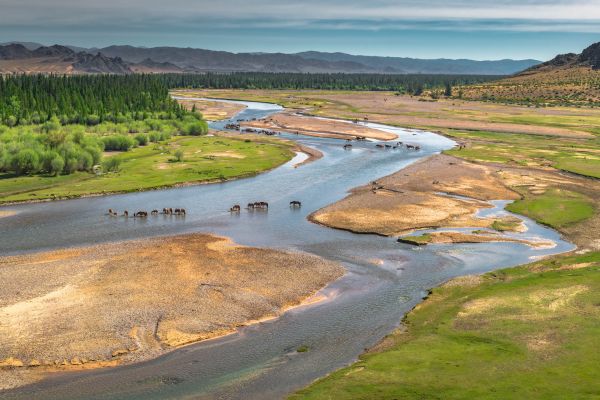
[[506, 188, 595, 229], [397, 233, 432, 246], [291, 252, 600, 400]]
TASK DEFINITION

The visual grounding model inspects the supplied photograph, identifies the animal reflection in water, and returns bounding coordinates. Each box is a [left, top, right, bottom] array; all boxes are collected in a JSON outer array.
[[106, 208, 186, 218]]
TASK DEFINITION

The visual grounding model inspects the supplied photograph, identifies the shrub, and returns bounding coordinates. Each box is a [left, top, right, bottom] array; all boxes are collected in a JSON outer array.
[[183, 121, 208, 136], [49, 155, 65, 176], [102, 157, 122, 172], [12, 148, 40, 174], [134, 133, 148, 146], [102, 135, 135, 151], [174, 149, 184, 162]]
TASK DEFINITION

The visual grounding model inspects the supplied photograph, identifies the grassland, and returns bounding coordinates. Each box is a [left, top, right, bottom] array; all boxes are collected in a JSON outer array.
[[506, 188, 595, 229], [458, 66, 600, 107], [0, 135, 294, 203], [291, 252, 600, 400]]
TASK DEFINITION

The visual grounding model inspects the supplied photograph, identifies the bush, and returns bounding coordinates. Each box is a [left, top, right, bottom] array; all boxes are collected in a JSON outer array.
[[174, 149, 184, 162], [49, 155, 65, 175], [12, 148, 40, 174], [183, 121, 208, 136], [134, 133, 148, 146], [102, 135, 135, 151], [102, 157, 122, 172], [86, 114, 101, 126]]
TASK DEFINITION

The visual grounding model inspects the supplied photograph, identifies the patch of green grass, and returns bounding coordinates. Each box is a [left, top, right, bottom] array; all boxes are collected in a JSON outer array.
[[397, 233, 432, 246], [491, 217, 522, 232], [0, 136, 294, 203], [442, 129, 600, 179], [291, 252, 600, 400], [506, 188, 595, 228], [297, 345, 309, 353]]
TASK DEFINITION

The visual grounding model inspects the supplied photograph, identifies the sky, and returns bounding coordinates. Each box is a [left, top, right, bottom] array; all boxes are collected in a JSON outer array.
[[1, 0, 600, 60]]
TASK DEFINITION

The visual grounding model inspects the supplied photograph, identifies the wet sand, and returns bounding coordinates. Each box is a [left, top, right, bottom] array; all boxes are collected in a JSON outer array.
[[242, 112, 397, 140], [0, 233, 343, 389], [310, 154, 522, 238]]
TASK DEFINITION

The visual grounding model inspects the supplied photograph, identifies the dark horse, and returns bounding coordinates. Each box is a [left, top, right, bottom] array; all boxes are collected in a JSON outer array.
[[230, 205, 241, 212], [290, 200, 302, 208]]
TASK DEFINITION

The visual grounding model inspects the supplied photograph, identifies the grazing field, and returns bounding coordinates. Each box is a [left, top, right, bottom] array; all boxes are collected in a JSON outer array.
[[0, 135, 295, 203], [291, 252, 600, 400]]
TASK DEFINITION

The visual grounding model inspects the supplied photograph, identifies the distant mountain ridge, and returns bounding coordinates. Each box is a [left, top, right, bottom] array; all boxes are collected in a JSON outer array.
[[0, 42, 541, 75], [0, 44, 132, 74], [296, 51, 540, 75]]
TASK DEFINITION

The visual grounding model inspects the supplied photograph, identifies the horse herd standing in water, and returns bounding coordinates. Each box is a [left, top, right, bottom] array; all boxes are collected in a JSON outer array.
[[106, 208, 186, 218], [104, 114, 417, 220]]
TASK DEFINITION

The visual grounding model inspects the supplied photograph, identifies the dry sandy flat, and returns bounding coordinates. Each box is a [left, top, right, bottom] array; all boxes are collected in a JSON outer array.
[[310, 154, 521, 237], [243, 112, 397, 140], [190, 89, 596, 138], [176, 97, 247, 121], [0, 233, 343, 389], [0, 211, 16, 219]]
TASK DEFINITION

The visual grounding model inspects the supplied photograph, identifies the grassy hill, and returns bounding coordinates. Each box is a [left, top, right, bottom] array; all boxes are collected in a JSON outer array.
[[459, 42, 600, 107]]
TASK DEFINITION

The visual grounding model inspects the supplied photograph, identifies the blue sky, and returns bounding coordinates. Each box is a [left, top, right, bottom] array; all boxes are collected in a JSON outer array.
[[1, 0, 599, 60]]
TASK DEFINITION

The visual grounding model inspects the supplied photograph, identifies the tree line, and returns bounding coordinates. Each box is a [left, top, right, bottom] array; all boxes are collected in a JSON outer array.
[[0, 74, 186, 127], [160, 72, 500, 93]]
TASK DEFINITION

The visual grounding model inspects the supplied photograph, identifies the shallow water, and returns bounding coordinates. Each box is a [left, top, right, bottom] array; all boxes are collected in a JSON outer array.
[[0, 99, 574, 400]]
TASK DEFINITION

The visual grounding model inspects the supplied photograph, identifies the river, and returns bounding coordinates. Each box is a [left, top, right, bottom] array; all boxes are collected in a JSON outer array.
[[0, 99, 574, 399]]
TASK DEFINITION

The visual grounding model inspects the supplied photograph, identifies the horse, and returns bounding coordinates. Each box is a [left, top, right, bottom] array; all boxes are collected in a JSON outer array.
[[123, 210, 129, 217], [230, 205, 241, 212], [375, 144, 384, 148], [134, 211, 148, 218], [290, 200, 302, 208], [151, 210, 158, 215], [247, 203, 255, 209], [343, 144, 352, 150]]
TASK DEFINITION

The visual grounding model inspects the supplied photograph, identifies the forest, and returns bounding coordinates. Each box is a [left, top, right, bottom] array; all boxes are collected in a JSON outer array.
[[161, 72, 500, 93], [0, 74, 207, 177]]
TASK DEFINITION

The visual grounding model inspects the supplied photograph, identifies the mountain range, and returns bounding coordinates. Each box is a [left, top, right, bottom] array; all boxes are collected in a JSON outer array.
[[0, 42, 541, 75]]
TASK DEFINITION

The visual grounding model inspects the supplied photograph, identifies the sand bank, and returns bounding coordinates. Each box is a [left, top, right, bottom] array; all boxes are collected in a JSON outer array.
[[242, 112, 397, 140], [0, 233, 343, 389], [310, 154, 522, 238]]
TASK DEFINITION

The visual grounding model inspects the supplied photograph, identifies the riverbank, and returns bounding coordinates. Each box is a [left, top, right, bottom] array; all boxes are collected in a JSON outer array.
[[291, 251, 600, 399], [174, 95, 247, 121], [0, 233, 343, 390], [0, 135, 295, 205]]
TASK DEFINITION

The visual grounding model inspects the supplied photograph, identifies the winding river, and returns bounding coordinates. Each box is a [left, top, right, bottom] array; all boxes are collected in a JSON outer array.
[[0, 99, 574, 400]]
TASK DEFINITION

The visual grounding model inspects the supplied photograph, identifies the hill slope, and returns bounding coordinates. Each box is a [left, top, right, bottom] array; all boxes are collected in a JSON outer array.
[[0, 44, 132, 74], [459, 42, 600, 106]]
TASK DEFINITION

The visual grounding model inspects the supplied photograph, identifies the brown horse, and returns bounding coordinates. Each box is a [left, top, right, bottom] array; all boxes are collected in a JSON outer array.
[[123, 210, 129, 217], [230, 205, 241, 212]]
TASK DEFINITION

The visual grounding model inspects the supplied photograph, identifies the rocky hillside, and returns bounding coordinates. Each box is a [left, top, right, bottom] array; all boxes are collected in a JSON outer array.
[[458, 42, 600, 106], [0, 44, 133, 74]]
